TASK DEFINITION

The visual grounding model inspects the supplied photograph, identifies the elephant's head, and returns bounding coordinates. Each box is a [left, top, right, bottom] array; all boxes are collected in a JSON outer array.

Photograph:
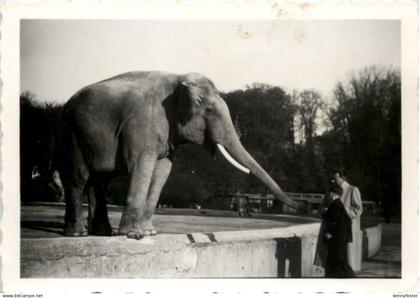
[[175, 73, 301, 210]]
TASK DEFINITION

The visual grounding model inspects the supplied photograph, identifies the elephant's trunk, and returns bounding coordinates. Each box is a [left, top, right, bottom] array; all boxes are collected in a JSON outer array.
[[217, 137, 301, 210]]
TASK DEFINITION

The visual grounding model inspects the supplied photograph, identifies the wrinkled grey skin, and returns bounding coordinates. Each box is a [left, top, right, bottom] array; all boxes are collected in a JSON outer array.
[[60, 71, 301, 238]]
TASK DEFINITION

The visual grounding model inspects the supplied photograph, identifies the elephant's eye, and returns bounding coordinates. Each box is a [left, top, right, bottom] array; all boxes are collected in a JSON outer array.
[[205, 107, 214, 114]]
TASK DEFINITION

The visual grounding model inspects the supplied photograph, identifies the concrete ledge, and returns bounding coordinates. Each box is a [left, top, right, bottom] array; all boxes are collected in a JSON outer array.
[[21, 223, 324, 278], [362, 224, 382, 259]]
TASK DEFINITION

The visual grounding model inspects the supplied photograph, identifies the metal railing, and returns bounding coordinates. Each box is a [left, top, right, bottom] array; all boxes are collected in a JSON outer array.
[[231, 192, 325, 204]]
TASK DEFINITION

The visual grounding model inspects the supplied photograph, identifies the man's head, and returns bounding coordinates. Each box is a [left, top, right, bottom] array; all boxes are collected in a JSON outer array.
[[331, 171, 346, 186], [323, 182, 343, 207], [329, 183, 343, 200]]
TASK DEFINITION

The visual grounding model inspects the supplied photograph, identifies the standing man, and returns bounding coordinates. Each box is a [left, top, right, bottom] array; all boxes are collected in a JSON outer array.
[[333, 172, 363, 271], [324, 183, 355, 277]]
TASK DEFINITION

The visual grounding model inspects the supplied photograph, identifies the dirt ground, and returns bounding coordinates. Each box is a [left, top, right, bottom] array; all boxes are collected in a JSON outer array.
[[20, 203, 317, 238]]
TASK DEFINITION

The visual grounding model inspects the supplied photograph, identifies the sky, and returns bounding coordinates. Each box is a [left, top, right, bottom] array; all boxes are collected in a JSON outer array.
[[21, 20, 400, 104]]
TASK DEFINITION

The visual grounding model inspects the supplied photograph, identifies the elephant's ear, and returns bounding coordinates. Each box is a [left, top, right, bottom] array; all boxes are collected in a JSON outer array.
[[178, 81, 202, 124]]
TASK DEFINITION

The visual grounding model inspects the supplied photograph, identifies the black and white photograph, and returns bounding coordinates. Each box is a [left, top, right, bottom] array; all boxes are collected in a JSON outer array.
[[0, 2, 418, 297]]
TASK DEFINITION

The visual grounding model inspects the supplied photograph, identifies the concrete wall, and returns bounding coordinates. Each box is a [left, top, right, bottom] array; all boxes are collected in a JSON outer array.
[[363, 224, 382, 259], [21, 223, 324, 278]]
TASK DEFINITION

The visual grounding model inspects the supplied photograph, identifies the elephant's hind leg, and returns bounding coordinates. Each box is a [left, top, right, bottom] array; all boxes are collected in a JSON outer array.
[[141, 157, 173, 236], [87, 177, 113, 236], [61, 132, 89, 237]]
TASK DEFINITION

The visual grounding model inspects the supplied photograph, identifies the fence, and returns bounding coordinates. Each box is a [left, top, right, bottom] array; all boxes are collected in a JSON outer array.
[[229, 192, 378, 216]]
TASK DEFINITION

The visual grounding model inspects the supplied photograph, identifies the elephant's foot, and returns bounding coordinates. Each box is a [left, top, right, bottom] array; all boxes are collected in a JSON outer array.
[[118, 222, 145, 240], [89, 218, 113, 236], [140, 219, 157, 236], [142, 229, 157, 236], [64, 221, 88, 237], [127, 230, 146, 240], [117, 225, 156, 239], [140, 218, 157, 236], [118, 227, 145, 240], [119, 209, 157, 239]]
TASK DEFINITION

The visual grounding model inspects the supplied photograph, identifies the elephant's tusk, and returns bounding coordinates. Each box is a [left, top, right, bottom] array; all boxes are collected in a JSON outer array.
[[216, 144, 251, 174]]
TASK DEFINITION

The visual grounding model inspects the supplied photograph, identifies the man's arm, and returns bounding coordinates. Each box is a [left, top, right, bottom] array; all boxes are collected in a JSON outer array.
[[347, 186, 363, 218], [324, 203, 341, 241]]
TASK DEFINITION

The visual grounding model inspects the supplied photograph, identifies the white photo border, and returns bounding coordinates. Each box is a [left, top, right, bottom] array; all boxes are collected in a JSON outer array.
[[0, 1, 418, 296]]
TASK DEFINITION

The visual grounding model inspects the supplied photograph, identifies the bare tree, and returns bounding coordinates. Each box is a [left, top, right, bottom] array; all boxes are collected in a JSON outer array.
[[294, 89, 326, 147], [329, 66, 401, 221]]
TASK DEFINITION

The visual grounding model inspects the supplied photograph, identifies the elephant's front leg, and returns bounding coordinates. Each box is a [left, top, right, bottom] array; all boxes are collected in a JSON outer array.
[[141, 157, 173, 236], [118, 153, 157, 239]]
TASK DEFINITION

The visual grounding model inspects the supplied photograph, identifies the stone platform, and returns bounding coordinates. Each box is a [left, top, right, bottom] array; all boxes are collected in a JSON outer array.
[[21, 203, 324, 278]]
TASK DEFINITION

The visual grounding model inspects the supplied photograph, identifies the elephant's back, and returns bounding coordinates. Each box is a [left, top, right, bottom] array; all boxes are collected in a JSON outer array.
[[62, 70, 179, 133], [101, 71, 178, 83], [62, 82, 124, 129], [62, 71, 180, 135], [64, 71, 179, 113]]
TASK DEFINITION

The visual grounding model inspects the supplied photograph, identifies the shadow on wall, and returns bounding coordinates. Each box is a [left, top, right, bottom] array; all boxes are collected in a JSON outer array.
[[275, 237, 302, 277]]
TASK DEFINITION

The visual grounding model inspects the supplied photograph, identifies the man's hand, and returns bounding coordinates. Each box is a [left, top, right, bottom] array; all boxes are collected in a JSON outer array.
[[296, 201, 307, 214], [324, 233, 333, 241]]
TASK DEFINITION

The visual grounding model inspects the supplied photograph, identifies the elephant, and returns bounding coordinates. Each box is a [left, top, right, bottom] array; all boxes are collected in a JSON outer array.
[[59, 71, 302, 238]]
